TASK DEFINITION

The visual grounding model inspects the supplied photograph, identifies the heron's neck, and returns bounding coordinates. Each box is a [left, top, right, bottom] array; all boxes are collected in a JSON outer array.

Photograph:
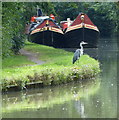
[[80, 44, 83, 51], [80, 43, 84, 56]]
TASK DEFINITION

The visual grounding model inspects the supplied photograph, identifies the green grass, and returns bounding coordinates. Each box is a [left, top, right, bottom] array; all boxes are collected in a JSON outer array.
[[2, 54, 35, 68], [2, 42, 100, 91], [24, 42, 73, 65], [24, 42, 98, 66]]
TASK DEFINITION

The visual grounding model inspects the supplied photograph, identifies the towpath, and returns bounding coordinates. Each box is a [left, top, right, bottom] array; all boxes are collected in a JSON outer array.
[[19, 49, 45, 65]]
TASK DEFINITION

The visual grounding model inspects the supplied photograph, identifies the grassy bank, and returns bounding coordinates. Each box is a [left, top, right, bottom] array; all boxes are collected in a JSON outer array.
[[2, 42, 100, 91]]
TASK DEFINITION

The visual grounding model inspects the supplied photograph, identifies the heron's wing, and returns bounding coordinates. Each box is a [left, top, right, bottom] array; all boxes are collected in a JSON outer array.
[[73, 50, 80, 64]]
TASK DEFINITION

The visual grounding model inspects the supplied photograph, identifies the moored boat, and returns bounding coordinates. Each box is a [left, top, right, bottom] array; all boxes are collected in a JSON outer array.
[[65, 13, 100, 48], [27, 10, 64, 48]]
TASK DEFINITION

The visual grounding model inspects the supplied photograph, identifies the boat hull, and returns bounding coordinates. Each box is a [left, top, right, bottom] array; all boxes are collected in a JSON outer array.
[[65, 28, 99, 48], [29, 30, 64, 48]]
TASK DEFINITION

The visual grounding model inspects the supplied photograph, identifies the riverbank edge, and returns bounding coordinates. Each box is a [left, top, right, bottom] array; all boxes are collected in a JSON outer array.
[[2, 66, 100, 93], [2, 76, 99, 93]]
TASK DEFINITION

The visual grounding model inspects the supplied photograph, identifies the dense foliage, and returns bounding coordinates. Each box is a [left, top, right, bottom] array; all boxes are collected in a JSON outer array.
[[2, 2, 25, 57], [2, 2, 119, 58]]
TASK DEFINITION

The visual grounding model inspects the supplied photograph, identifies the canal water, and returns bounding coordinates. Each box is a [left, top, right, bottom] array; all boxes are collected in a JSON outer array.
[[2, 37, 118, 118]]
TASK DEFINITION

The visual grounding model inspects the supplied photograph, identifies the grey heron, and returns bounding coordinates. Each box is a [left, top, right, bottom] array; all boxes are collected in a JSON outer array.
[[73, 41, 88, 64]]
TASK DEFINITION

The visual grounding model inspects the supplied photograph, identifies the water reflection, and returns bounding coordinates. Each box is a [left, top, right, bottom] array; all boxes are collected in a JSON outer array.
[[2, 78, 100, 118]]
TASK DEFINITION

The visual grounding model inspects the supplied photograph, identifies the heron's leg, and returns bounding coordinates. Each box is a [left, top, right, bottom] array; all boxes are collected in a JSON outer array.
[[78, 59, 79, 65], [77, 57, 79, 64], [76, 59, 78, 64]]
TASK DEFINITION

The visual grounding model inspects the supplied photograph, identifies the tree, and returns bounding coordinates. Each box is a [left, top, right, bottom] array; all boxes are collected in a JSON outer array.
[[2, 2, 26, 57], [87, 2, 118, 37], [2, 2, 56, 58]]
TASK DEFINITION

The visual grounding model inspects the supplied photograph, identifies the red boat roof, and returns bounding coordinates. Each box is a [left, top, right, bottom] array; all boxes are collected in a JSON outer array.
[[36, 19, 59, 29], [71, 13, 95, 26]]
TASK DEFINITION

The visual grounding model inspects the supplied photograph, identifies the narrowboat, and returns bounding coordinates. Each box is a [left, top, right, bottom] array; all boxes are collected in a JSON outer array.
[[27, 11, 64, 48], [65, 13, 100, 48]]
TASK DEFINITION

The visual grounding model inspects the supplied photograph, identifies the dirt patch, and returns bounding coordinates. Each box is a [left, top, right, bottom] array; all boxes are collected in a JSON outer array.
[[19, 49, 45, 65]]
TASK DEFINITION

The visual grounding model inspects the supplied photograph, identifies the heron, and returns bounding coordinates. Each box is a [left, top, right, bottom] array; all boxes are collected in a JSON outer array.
[[72, 41, 88, 64]]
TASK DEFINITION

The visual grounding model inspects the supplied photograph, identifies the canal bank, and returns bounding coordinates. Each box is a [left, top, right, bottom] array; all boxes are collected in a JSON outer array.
[[2, 42, 100, 92]]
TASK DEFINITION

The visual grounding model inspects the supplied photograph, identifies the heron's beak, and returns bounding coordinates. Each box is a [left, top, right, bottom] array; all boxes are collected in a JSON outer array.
[[84, 42, 88, 44]]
